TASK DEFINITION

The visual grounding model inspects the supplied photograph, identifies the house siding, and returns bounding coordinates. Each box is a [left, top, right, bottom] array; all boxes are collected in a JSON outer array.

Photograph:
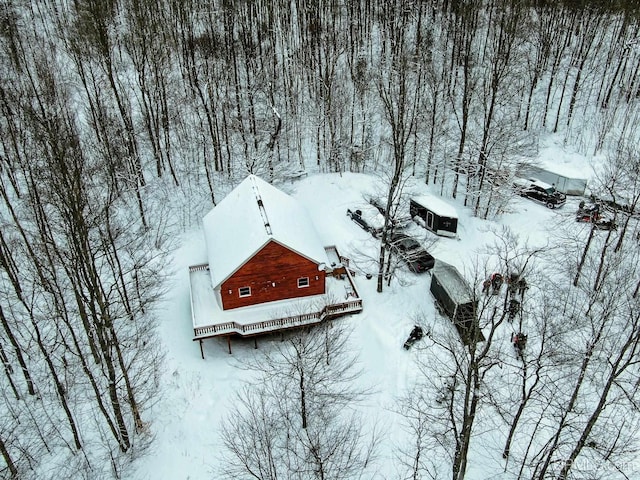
[[221, 241, 326, 310]]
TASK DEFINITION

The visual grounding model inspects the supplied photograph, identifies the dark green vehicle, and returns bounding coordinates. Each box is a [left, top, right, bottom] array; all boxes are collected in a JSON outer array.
[[430, 261, 484, 344]]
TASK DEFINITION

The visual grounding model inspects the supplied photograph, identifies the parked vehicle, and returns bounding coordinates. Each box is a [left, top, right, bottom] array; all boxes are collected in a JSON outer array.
[[388, 232, 435, 273], [576, 201, 618, 230], [367, 196, 412, 229], [410, 194, 458, 237], [403, 325, 425, 350], [513, 178, 566, 209], [576, 200, 601, 222], [430, 261, 484, 344], [346, 205, 385, 237], [593, 218, 618, 230], [588, 194, 636, 217]]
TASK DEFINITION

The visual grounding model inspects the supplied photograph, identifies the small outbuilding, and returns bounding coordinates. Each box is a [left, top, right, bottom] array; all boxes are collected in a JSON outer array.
[[410, 193, 458, 237], [430, 261, 483, 344]]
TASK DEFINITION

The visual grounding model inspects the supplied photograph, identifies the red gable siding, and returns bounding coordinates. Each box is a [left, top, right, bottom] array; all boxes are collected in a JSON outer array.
[[220, 241, 326, 310]]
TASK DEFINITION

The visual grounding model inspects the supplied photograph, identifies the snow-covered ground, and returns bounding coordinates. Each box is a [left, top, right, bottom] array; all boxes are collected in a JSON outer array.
[[131, 154, 597, 479]]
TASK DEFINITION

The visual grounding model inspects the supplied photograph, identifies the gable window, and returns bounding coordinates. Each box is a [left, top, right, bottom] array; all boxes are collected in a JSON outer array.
[[239, 286, 251, 297], [298, 277, 309, 288]]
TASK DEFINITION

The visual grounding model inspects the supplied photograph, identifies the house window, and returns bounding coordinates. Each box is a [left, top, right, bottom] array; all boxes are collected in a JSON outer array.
[[298, 277, 309, 288], [239, 287, 251, 297]]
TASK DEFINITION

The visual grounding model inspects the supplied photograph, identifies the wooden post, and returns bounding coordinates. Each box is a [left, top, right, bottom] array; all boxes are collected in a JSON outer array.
[[199, 340, 204, 360], [254, 337, 258, 349], [227, 336, 232, 355]]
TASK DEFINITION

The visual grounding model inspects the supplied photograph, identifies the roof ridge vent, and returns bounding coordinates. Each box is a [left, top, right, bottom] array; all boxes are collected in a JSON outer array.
[[250, 176, 273, 236]]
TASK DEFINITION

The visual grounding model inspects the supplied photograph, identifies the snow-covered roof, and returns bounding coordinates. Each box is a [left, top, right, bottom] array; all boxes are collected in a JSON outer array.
[[536, 147, 590, 180], [529, 178, 555, 190], [203, 175, 329, 288], [411, 193, 458, 219], [432, 261, 475, 306]]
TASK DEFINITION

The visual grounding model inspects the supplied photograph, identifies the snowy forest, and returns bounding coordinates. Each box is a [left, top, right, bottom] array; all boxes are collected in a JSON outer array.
[[2, 0, 640, 478]]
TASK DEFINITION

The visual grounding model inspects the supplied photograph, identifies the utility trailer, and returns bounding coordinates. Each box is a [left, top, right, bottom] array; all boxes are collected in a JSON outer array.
[[410, 194, 458, 237], [430, 261, 484, 344]]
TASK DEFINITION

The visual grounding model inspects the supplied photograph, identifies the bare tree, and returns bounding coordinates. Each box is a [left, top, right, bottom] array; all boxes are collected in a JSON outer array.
[[219, 322, 378, 479], [398, 227, 545, 480], [528, 251, 640, 479], [447, 0, 480, 200], [375, 1, 423, 293], [0, 16, 166, 475], [219, 384, 283, 480], [471, 0, 524, 217]]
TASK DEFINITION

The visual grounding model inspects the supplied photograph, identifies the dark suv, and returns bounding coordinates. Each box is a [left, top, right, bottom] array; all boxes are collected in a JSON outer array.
[[388, 232, 435, 273], [514, 178, 566, 209]]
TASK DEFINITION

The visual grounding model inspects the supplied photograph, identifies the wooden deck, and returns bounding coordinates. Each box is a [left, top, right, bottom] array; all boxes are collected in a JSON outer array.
[[189, 246, 363, 343], [192, 298, 362, 339]]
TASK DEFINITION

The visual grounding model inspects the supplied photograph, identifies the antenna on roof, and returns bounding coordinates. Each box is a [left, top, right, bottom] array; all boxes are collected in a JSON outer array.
[[250, 176, 273, 236]]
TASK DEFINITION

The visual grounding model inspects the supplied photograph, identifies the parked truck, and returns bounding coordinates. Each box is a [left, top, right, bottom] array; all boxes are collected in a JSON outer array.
[[430, 261, 484, 344]]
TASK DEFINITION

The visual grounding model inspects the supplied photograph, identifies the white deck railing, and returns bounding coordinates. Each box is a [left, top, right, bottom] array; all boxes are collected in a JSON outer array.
[[193, 299, 362, 339]]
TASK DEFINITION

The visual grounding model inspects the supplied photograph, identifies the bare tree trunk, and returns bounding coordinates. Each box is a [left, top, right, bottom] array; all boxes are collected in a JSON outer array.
[[0, 305, 35, 396], [31, 314, 83, 451], [543, 12, 574, 128], [0, 340, 20, 399], [502, 356, 543, 461], [566, 18, 600, 129], [109, 322, 145, 432], [299, 363, 307, 429], [557, 323, 639, 479], [535, 322, 604, 479], [573, 223, 596, 286], [0, 434, 18, 478]]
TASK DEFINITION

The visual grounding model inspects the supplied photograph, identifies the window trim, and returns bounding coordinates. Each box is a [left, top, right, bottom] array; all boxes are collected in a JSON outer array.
[[297, 277, 310, 288], [239, 286, 251, 297]]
